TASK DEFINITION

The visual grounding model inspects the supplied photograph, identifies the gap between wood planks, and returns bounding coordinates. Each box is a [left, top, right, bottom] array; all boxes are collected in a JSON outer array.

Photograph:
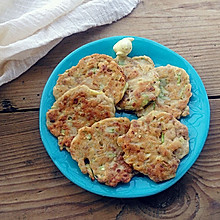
[[0, 106, 39, 113]]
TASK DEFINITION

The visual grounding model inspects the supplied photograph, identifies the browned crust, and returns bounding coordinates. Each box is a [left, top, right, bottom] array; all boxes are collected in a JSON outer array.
[[115, 56, 159, 111], [53, 54, 127, 104], [70, 117, 133, 187], [117, 111, 189, 182], [46, 85, 115, 150], [137, 65, 192, 118]]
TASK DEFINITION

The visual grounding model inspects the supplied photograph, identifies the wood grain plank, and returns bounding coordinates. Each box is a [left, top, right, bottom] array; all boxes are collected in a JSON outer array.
[[0, 0, 220, 110], [0, 98, 219, 219]]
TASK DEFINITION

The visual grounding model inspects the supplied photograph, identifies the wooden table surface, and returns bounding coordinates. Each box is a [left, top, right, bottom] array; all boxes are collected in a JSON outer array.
[[0, 0, 220, 219]]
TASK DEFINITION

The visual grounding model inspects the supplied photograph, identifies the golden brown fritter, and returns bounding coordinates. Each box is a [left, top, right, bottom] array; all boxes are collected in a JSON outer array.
[[70, 117, 133, 187], [53, 54, 127, 104], [137, 65, 192, 118], [117, 111, 189, 182], [46, 85, 115, 150], [115, 56, 160, 111]]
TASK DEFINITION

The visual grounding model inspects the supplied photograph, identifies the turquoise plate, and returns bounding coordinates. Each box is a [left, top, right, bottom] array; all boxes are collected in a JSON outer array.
[[39, 36, 210, 198]]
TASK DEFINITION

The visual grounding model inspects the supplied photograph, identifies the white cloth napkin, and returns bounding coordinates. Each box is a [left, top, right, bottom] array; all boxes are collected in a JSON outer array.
[[0, 0, 140, 86]]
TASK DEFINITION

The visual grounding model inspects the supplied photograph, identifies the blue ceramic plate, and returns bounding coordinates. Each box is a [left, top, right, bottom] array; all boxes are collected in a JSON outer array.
[[39, 36, 210, 198]]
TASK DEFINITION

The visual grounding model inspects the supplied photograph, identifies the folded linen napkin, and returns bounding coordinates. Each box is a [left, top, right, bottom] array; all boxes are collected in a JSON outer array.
[[0, 0, 140, 86]]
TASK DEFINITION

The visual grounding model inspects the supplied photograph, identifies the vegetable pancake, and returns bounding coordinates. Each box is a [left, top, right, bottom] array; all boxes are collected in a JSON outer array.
[[46, 85, 115, 150], [53, 54, 127, 104], [70, 117, 133, 187], [115, 56, 160, 111], [117, 111, 189, 182], [137, 65, 192, 118]]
